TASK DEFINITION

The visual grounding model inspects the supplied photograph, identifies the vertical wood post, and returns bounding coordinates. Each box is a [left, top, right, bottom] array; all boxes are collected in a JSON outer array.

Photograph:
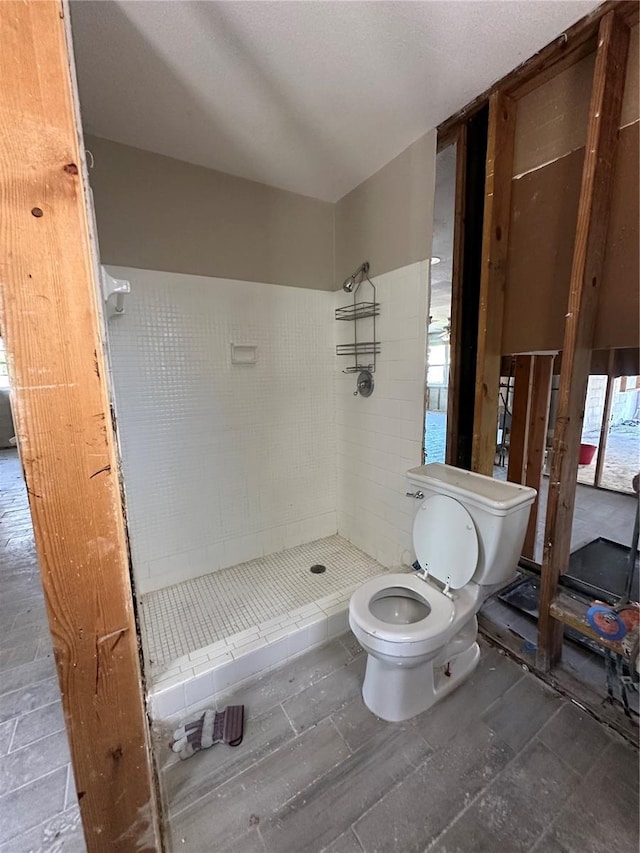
[[446, 125, 467, 467], [522, 356, 554, 559], [0, 2, 161, 849], [507, 356, 534, 484], [594, 349, 617, 487], [472, 92, 516, 475], [536, 10, 630, 671]]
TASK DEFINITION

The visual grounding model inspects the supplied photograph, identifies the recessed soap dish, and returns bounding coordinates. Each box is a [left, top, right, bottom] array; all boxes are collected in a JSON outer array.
[[231, 343, 258, 365]]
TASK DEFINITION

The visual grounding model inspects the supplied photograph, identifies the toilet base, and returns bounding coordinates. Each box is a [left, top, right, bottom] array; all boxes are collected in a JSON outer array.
[[362, 641, 481, 722]]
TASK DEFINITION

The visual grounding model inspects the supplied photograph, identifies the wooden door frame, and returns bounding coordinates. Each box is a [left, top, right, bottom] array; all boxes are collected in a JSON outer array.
[[0, 2, 161, 850]]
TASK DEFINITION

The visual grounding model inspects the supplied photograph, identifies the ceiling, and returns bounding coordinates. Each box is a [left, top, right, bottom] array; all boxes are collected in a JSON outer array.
[[71, 0, 600, 202]]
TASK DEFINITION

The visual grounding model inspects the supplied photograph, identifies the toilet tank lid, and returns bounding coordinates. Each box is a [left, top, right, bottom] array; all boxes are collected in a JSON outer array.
[[407, 464, 536, 513]]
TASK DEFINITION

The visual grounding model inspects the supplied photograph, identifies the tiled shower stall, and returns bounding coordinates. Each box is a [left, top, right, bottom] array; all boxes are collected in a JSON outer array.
[[106, 261, 428, 720]]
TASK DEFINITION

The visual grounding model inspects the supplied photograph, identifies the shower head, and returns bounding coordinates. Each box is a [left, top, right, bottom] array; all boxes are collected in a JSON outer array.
[[342, 261, 370, 293]]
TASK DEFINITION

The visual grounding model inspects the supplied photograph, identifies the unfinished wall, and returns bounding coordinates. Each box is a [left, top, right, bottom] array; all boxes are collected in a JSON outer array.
[[106, 266, 336, 593], [86, 136, 335, 290], [334, 131, 437, 286], [503, 24, 639, 355]]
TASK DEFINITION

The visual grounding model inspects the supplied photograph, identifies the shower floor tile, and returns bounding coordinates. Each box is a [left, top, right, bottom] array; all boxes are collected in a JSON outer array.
[[140, 536, 385, 673]]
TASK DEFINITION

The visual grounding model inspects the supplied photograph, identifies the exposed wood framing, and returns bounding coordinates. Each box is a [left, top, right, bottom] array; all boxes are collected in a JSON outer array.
[[504, 355, 553, 560], [471, 92, 516, 476], [445, 125, 467, 467], [0, 2, 161, 850], [437, 0, 638, 149], [536, 10, 631, 671], [506, 356, 534, 484], [594, 348, 617, 486], [522, 356, 554, 560]]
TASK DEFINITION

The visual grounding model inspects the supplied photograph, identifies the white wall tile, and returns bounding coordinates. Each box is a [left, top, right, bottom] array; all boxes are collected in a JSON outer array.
[[106, 266, 337, 593], [184, 671, 215, 707], [335, 261, 428, 569], [150, 684, 185, 719]]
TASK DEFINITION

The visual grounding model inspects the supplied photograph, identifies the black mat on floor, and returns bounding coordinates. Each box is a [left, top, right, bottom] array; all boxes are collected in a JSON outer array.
[[499, 538, 638, 654], [566, 538, 639, 602], [500, 574, 543, 618]]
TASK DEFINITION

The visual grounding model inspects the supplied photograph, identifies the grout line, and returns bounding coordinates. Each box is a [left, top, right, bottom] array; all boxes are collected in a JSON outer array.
[[7, 721, 67, 755], [0, 764, 65, 800], [347, 826, 367, 853], [280, 702, 299, 737], [530, 732, 582, 781], [478, 671, 526, 720], [328, 716, 352, 754], [5, 716, 18, 755], [63, 763, 73, 810], [2, 800, 82, 850], [524, 753, 586, 853], [422, 715, 574, 853]]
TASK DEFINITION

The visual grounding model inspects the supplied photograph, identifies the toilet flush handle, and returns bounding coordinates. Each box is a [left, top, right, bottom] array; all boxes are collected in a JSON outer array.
[[406, 490, 424, 499]]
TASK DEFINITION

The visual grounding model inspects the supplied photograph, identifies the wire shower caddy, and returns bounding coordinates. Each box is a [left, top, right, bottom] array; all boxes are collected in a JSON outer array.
[[335, 263, 380, 374]]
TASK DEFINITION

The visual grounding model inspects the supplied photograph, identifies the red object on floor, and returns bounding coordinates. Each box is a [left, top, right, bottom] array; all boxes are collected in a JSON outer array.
[[579, 443, 597, 465]]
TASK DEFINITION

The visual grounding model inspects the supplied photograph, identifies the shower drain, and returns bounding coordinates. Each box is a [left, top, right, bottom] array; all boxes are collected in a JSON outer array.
[[309, 564, 327, 574]]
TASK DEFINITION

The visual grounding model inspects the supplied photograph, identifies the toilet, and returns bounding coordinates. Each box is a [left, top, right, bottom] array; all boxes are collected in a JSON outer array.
[[349, 463, 536, 722]]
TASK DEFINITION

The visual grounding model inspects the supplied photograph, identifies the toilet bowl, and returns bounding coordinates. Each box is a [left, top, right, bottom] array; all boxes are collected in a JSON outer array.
[[349, 573, 481, 721], [349, 463, 536, 722]]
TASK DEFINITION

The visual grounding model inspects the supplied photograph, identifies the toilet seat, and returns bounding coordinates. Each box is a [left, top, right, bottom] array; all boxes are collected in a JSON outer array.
[[413, 495, 479, 589], [349, 573, 455, 647]]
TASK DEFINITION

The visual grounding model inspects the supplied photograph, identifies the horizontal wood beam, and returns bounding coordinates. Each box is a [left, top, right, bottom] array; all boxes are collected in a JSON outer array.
[[0, 2, 161, 849], [537, 9, 631, 672], [549, 591, 625, 655], [471, 91, 516, 476]]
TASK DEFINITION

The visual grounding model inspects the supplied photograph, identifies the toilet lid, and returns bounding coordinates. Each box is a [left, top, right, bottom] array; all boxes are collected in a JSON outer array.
[[413, 495, 479, 589]]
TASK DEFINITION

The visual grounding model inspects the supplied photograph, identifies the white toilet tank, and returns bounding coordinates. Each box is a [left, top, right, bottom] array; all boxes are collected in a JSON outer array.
[[407, 463, 536, 586]]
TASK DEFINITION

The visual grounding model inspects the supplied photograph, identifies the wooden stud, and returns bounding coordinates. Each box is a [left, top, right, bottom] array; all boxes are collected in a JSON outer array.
[[506, 356, 534, 484], [471, 92, 516, 476], [0, 2, 161, 849], [445, 125, 467, 467], [522, 355, 554, 560], [536, 11, 630, 671], [594, 349, 617, 487]]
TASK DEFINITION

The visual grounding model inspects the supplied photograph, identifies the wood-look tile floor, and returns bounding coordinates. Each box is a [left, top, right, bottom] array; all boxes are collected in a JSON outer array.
[[161, 634, 639, 853], [0, 449, 85, 852]]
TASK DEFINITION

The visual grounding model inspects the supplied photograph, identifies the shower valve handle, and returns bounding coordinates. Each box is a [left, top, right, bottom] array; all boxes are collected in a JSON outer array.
[[406, 491, 424, 499]]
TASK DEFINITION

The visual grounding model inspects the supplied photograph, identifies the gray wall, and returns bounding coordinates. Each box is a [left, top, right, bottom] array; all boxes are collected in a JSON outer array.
[[334, 131, 437, 285], [86, 135, 335, 291], [87, 130, 437, 290]]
